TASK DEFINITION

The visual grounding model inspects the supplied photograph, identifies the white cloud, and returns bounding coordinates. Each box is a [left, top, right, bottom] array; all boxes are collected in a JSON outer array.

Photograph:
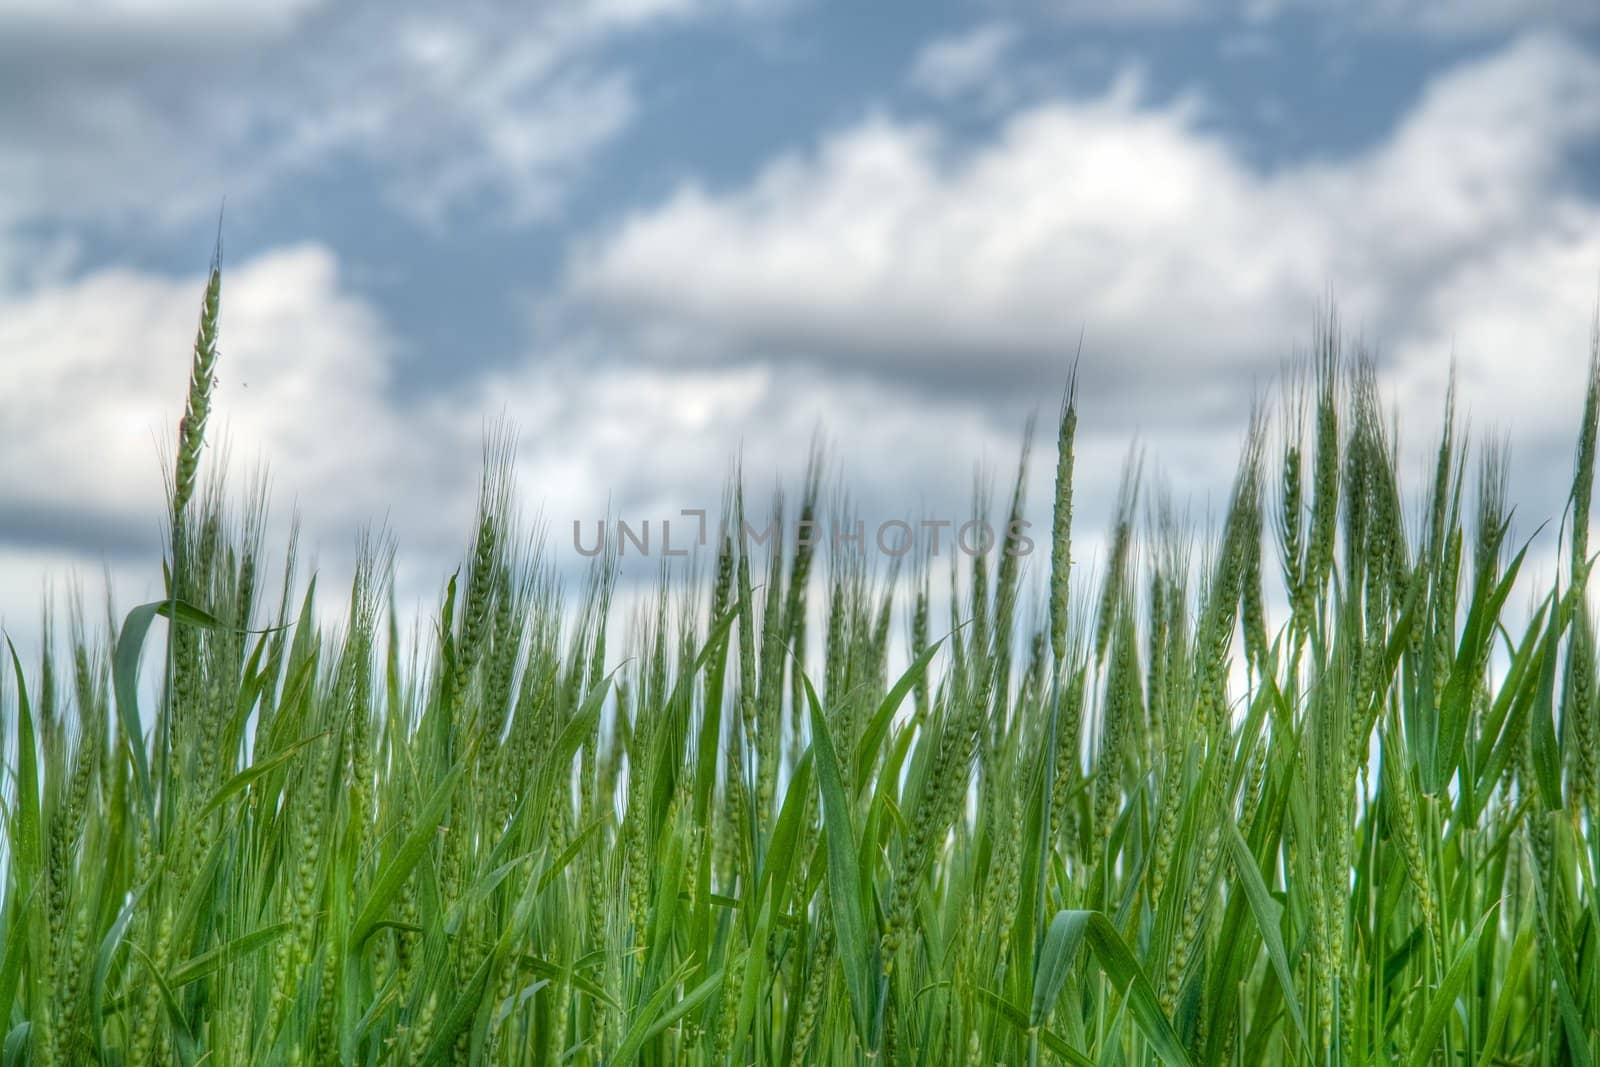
[[0, 245, 408, 653], [559, 34, 1599, 417], [371, 60, 639, 226], [1384, 225, 1600, 497], [909, 22, 1019, 99], [545, 32, 1600, 574], [6, 29, 1599, 669], [0, 245, 483, 567], [0, 237, 1061, 669], [265, 3, 691, 226], [561, 75, 1295, 406], [0, 227, 1092, 596], [481, 355, 1025, 527], [0, 0, 728, 231]]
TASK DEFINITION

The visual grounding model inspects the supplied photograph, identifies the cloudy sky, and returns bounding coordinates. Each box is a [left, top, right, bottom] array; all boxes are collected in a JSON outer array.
[[3, 0, 1599, 651]]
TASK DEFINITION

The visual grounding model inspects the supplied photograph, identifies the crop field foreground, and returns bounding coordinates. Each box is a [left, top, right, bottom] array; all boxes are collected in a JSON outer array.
[[3, 263, 1600, 1066]]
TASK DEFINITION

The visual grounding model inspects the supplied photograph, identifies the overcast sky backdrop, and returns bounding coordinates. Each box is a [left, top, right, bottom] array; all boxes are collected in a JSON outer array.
[[3, 0, 1599, 652]]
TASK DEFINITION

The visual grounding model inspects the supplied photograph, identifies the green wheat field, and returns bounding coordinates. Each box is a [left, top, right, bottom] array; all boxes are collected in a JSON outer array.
[[3, 261, 1599, 1066]]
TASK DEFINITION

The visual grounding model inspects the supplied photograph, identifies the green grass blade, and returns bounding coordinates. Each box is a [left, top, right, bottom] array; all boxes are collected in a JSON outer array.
[[349, 763, 465, 951], [1223, 823, 1308, 1051], [802, 670, 879, 1053]]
